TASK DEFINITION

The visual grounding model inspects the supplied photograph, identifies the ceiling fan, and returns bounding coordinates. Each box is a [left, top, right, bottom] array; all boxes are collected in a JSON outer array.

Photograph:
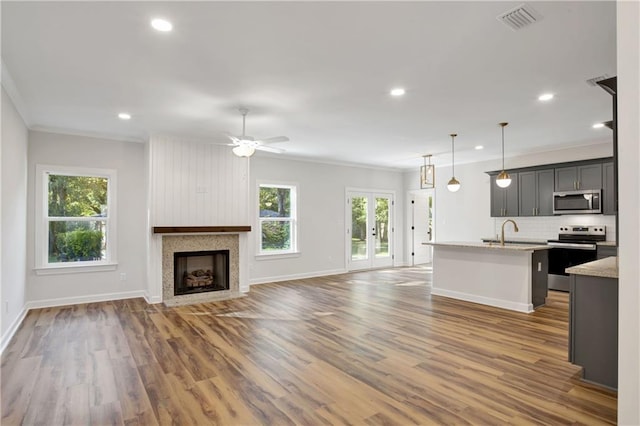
[[225, 108, 290, 157]]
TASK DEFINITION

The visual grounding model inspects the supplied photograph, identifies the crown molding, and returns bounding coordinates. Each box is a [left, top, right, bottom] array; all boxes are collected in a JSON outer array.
[[1, 59, 31, 126]]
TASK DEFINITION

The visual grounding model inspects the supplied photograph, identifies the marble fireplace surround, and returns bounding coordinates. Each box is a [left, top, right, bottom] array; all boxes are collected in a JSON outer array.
[[154, 226, 250, 306]]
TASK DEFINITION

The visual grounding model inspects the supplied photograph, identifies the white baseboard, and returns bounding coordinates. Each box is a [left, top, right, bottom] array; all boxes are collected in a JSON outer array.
[[25, 290, 147, 310], [430, 288, 534, 313], [144, 293, 162, 304], [249, 268, 347, 286], [1, 306, 28, 355]]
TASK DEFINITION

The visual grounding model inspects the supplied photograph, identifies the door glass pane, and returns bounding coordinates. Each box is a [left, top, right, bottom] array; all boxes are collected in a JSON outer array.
[[375, 197, 389, 258], [351, 196, 368, 260]]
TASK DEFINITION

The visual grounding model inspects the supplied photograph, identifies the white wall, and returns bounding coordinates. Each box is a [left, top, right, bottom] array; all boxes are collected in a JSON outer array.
[[148, 136, 249, 227], [403, 142, 614, 243], [26, 131, 147, 304], [145, 136, 250, 301], [249, 156, 405, 283], [617, 1, 640, 423], [1, 87, 28, 350]]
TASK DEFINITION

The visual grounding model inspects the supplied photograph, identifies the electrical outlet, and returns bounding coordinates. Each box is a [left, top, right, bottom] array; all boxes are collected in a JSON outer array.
[[119, 273, 127, 281], [538, 262, 542, 272]]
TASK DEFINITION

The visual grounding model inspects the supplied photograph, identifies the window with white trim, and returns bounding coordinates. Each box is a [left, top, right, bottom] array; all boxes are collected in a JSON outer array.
[[258, 183, 297, 255], [35, 165, 117, 271]]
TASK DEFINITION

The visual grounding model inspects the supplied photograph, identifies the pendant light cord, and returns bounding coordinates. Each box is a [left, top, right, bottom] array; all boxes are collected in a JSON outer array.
[[451, 134, 456, 176], [501, 125, 505, 170]]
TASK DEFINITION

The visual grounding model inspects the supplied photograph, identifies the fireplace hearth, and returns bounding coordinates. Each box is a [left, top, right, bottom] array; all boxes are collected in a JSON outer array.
[[174, 250, 229, 296]]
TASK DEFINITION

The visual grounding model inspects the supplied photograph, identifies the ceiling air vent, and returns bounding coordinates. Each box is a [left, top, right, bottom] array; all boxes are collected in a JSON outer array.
[[586, 74, 611, 87], [497, 4, 542, 31]]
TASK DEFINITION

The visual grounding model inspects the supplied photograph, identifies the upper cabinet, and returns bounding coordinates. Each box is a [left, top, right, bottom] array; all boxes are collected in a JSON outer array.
[[519, 169, 554, 216], [603, 161, 615, 215], [488, 157, 613, 219], [554, 164, 603, 191], [490, 173, 519, 217]]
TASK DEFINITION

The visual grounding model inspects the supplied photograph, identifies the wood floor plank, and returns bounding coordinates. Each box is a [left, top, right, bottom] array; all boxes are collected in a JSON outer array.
[[1, 267, 617, 425]]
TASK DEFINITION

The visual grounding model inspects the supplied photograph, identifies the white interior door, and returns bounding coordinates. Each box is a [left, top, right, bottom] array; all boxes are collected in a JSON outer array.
[[347, 191, 394, 271], [410, 190, 435, 265]]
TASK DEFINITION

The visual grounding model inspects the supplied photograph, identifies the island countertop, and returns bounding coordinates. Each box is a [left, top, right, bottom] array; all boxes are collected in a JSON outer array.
[[423, 241, 551, 251], [566, 256, 618, 279]]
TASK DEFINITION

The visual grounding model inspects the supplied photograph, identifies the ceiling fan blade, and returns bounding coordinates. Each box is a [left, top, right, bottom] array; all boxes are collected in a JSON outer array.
[[256, 145, 285, 154], [258, 136, 289, 144]]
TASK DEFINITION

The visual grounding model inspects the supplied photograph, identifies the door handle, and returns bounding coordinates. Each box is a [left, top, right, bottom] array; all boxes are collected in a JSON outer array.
[[372, 227, 376, 237]]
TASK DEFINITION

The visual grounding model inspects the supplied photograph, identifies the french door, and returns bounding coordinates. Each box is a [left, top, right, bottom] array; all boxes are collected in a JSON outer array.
[[347, 191, 394, 271]]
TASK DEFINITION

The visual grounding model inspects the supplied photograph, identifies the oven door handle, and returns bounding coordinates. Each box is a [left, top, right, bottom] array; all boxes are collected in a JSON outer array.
[[547, 242, 597, 250]]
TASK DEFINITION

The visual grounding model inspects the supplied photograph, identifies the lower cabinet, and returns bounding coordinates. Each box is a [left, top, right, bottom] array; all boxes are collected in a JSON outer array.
[[596, 245, 617, 259], [569, 274, 618, 389]]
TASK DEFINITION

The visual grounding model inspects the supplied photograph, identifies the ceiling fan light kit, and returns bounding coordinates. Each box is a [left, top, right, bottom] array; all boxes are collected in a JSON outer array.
[[496, 122, 512, 188], [447, 133, 461, 192], [232, 145, 255, 157]]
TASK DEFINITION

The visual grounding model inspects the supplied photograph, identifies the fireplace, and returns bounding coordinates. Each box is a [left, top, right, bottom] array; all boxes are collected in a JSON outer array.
[[160, 233, 242, 306], [174, 250, 229, 296]]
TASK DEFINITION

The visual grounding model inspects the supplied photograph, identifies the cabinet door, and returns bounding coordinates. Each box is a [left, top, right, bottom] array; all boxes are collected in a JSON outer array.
[[504, 173, 519, 217], [490, 175, 504, 217], [536, 169, 555, 216], [518, 171, 536, 217], [555, 166, 577, 191], [603, 162, 616, 215], [577, 164, 602, 190]]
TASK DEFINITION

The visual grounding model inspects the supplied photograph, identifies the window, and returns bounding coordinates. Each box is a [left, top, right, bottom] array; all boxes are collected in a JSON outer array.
[[35, 165, 117, 272], [258, 183, 297, 255]]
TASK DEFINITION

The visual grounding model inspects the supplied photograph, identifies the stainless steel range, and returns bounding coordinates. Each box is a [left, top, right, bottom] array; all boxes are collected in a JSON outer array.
[[547, 225, 606, 291]]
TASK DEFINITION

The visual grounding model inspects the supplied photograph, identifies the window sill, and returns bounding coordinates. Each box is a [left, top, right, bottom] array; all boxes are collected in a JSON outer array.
[[255, 252, 301, 261], [34, 263, 118, 275]]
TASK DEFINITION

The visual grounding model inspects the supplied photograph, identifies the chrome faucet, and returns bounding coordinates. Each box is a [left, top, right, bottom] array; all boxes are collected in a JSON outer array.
[[501, 219, 519, 246]]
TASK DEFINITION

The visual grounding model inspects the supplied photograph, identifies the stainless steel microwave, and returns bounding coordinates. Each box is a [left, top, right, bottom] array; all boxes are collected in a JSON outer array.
[[553, 189, 602, 214]]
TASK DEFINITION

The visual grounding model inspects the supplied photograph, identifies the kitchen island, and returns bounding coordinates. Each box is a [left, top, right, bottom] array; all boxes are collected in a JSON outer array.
[[424, 241, 550, 313]]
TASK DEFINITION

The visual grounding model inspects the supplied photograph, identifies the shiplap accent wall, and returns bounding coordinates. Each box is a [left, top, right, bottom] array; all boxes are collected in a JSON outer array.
[[149, 136, 250, 226], [146, 136, 251, 302]]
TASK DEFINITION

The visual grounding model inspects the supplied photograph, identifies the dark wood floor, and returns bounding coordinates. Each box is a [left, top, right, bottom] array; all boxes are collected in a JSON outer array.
[[1, 266, 617, 425]]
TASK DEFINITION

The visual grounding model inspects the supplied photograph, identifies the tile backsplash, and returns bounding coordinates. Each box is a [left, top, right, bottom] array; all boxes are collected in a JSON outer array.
[[493, 215, 616, 241]]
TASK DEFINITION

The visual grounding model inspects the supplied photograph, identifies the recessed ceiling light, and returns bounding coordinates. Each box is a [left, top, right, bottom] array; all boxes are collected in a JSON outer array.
[[390, 88, 405, 96], [118, 113, 131, 120], [592, 122, 605, 129], [538, 93, 554, 101], [151, 18, 173, 32], [475, 145, 484, 150]]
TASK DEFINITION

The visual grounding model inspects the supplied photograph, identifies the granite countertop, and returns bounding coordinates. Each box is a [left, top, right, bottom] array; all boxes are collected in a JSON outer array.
[[481, 237, 549, 245], [482, 237, 617, 246], [423, 241, 551, 251], [566, 256, 618, 279]]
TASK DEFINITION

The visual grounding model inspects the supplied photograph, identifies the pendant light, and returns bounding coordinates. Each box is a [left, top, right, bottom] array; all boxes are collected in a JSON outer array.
[[496, 122, 512, 188], [420, 154, 435, 189], [447, 133, 461, 192]]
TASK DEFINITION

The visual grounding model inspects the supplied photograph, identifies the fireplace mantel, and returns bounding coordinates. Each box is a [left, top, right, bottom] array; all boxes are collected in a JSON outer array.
[[153, 226, 251, 234]]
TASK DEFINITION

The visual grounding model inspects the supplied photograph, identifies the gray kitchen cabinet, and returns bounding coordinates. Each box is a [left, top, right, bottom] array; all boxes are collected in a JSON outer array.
[[555, 164, 603, 191], [569, 273, 618, 389], [490, 173, 519, 217], [518, 169, 554, 216], [603, 161, 616, 215], [597, 245, 617, 259]]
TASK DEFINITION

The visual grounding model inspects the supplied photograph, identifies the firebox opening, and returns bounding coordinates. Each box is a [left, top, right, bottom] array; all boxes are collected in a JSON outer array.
[[174, 250, 230, 296]]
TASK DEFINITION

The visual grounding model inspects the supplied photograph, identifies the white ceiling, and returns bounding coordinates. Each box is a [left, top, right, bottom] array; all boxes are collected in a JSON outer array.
[[1, 1, 616, 170]]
